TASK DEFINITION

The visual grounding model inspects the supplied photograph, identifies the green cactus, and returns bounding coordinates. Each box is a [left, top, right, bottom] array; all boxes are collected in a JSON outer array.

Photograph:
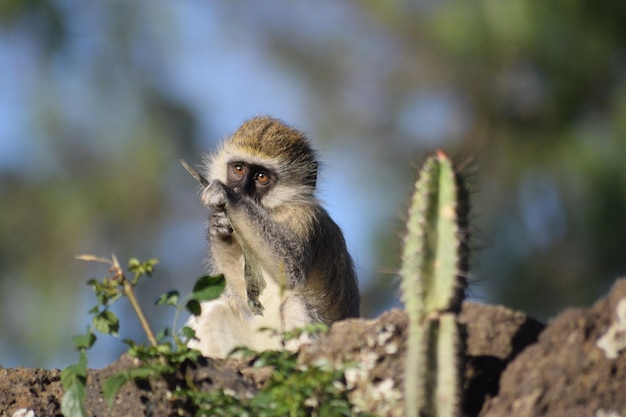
[[400, 151, 469, 417]]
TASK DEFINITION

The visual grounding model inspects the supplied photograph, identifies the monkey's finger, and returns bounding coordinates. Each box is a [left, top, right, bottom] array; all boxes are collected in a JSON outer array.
[[179, 159, 210, 187]]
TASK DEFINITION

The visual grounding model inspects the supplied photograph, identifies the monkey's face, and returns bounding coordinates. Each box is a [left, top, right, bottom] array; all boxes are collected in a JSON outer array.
[[219, 156, 311, 209], [226, 161, 275, 201], [205, 117, 319, 209]]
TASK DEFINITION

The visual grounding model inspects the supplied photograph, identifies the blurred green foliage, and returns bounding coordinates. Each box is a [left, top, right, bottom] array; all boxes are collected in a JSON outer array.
[[1, 0, 625, 367]]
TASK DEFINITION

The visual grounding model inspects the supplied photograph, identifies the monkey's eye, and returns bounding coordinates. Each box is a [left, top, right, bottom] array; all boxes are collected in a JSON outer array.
[[255, 171, 270, 185], [232, 163, 245, 177]]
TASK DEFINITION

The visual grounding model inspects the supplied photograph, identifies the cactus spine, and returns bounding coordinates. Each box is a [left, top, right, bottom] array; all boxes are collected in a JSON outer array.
[[401, 151, 468, 417]]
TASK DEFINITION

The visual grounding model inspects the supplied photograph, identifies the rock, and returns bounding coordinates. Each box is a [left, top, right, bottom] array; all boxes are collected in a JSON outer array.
[[0, 367, 62, 416], [299, 309, 409, 417], [6, 278, 626, 417], [460, 302, 545, 416], [296, 303, 544, 416], [480, 278, 626, 417]]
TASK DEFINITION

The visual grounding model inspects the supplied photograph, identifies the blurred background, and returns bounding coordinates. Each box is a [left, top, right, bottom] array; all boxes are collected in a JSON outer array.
[[1, 1, 625, 369]]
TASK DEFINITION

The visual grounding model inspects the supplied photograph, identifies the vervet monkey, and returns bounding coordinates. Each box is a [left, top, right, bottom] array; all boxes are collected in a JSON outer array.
[[186, 116, 359, 358]]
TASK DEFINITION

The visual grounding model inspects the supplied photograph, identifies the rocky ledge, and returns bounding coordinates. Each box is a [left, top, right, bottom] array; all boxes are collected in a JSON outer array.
[[2, 279, 626, 417]]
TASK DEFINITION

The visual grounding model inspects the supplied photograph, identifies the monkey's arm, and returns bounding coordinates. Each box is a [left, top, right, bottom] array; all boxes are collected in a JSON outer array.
[[207, 207, 269, 316], [203, 181, 314, 289]]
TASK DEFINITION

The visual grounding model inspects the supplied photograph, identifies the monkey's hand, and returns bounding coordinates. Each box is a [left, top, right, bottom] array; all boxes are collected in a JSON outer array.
[[209, 210, 233, 240], [201, 180, 230, 209], [202, 181, 234, 240]]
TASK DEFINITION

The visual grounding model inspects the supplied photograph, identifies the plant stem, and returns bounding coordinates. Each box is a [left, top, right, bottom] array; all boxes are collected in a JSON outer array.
[[123, 279, 158, 347]]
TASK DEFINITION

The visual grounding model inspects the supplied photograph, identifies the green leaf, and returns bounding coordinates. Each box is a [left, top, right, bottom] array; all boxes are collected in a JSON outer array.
[[192, 275, 225, 302], [72, 332, 96, 350], [127, 258, 141, 270], [143, 258, 158, 275], [185, 299, 201, 316], [78, 349, 88, 369], [102, 373, 129, 411], [123, 337, 138, 346], [155, 290, 179, 306], [61, 350, 88, 417], [283, 322, 329, 341], [61, 381, 88, 417], [128, 367, 157, 379], [181, 326, 197, 340], [61, 363, 86, 388], [125, 343, 141, 357], [156, 327, 170, 341], [181, 348, 201, 362], [127, 257, 158, 276], [61, 350, 88, 387], [93, 310, 120, 336], [157, 343, 173, 354]]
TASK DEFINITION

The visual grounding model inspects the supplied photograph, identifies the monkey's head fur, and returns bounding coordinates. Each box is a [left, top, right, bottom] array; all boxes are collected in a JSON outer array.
[[205, 116, 319, 209]]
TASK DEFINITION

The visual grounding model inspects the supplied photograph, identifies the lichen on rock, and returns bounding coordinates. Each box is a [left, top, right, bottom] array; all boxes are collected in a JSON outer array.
[[597, 297, 626, 359]]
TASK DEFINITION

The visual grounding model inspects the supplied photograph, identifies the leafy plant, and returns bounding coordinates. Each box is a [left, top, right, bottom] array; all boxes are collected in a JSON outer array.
[[60, 332, 93, 417], [176, 345, 362, 417], [100, 273, 227, 409], [60, 255, 225, 417], [400, 151, 469, 417], [60, 254, 361, 417]]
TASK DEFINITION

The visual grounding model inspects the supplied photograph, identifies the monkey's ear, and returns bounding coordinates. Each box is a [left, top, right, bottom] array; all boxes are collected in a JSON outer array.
[[308, 161, 318, 188]]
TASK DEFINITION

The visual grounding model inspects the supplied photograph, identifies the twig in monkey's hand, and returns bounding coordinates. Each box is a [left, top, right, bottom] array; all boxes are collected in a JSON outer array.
[[179, 158, 266, 316], [179, 159, 210, 187]]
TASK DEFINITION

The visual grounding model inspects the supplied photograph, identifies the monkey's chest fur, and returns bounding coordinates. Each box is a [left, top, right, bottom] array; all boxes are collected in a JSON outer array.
[[187, 264, 312, 358]]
